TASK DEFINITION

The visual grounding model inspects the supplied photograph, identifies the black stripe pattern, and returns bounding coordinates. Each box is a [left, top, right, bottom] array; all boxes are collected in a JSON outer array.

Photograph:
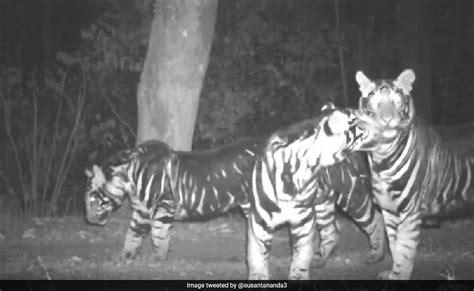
[[247, 106, 379, 280], [355, 69, 474, 280], [84, 108, 385, 278]]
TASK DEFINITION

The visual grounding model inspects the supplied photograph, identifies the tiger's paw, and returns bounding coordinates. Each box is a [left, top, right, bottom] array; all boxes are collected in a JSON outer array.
[[377, 270, 409, 280], [288, 269, 310, 280], [116, 248, 139, 265], [149, 251, 168, 262], [313, 252, 328, 268], [248, 272, 270, 280], [376, 270, 393, 280], [364, 250, 384, 265]]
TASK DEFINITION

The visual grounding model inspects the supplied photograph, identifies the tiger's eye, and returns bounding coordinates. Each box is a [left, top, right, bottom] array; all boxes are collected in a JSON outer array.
[[369, 97, 379, 110], [392, 94, 403, 106]]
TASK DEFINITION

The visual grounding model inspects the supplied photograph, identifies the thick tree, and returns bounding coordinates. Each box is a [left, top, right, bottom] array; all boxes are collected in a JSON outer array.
[[136, 0, 217, 150]]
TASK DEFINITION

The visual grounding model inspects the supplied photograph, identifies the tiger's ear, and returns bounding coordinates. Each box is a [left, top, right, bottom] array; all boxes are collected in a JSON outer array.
[[355, 71, 374, 97], [395, 69, 416, 95], [327, 111, 349, 134], [321, 102, 336, 112], [92, 165, 106, 184], [85, 168, 93, 178]]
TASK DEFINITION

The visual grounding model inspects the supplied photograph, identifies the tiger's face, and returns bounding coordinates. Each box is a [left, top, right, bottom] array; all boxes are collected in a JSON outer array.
[[84, 165, 121, 225], [316, 105, 370, 165], [356, 69, 416, 139], [268, 103, 369, 170]]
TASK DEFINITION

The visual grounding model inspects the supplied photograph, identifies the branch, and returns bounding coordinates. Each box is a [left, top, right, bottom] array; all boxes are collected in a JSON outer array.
[[48, 71, 86, 215], [41, 70, 68, 214], [99, 71, 136, 139], [335, 0, 349, 107], [2, 95, 27, 206]]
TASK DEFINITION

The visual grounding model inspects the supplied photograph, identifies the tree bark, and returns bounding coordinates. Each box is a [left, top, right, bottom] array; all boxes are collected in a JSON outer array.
[[136, 0, 217, 150]]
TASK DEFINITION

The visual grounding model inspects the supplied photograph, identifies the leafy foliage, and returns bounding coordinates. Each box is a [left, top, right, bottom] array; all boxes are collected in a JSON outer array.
[[0, 65, 86, 217], [9, 0, 474, 217], [1, 1, 352, 216]]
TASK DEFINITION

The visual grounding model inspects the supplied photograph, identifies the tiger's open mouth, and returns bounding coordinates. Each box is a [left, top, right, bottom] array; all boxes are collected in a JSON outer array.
[[346, 123, 369, 152]]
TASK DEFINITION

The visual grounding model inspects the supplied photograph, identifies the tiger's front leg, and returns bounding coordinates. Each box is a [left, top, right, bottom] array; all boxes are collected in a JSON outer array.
[[149, 205, 175, 262], [360, 210, 386, 264], [247, 213, 273, 280], [337, 184, 386, 265], [378, 209, 420, 280], [121, 210, 151, 263], [313, 198, 340, 267], [289, 210, 316, 280]]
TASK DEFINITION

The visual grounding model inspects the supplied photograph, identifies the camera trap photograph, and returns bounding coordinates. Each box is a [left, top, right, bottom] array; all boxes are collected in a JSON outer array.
[[1, 0, 474, 281]]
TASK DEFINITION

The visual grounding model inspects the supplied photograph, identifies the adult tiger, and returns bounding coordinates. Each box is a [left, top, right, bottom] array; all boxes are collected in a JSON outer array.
[[354, 69, 474, 280], [247, 104, 374, 280], [85, 138, 261, 262], [84, 105, 384, 275]]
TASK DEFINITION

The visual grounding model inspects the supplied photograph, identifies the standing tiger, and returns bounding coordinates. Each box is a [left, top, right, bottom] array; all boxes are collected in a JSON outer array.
[[85, 138, 260, 262], [84, 105, 384, 277], [354, 69, 474, 279], [246, 104, 376, 280]]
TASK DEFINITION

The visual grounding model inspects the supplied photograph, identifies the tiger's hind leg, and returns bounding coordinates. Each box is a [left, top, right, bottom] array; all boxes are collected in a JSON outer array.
[[313, 197, 340, 268], [336, 181, 386, 265], [120, 210, 151, 264], [151, 207, 174, 262]]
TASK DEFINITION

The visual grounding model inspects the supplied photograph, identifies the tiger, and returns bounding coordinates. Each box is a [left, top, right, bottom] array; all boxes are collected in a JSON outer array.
[[354, 69, 474, 280], [85, 138, 261, 262], [246, 103, 374, 280], [84, 105, 384, 276], [85, 135, 385, 267]]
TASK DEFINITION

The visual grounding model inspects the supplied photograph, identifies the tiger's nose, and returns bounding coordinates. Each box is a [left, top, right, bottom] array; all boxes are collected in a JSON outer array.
[[379, 112, 394, 126]]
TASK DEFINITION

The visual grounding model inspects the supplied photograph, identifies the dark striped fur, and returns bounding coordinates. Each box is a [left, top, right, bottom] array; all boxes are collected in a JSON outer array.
[[247, 105, 377, 280], [355, 69, 474, 279], [85, 138, 260, 261], [85, 136, 385, 267]]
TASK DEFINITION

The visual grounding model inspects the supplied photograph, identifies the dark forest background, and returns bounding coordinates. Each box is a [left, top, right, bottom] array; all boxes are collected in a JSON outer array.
[[1, 0, 473, 218]]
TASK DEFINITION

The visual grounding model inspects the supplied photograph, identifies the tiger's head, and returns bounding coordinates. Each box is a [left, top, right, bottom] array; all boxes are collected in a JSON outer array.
[[356, 69, 416, 140], [267, 102, 368, 171], [257, 103, 369, 207], [353, 69, 417, 151], [316, 103, 370, 165], [84, 164, 128, 225]]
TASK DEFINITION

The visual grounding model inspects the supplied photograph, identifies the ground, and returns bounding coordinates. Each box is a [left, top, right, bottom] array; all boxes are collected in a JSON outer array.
[[1, 211, 474, 280]]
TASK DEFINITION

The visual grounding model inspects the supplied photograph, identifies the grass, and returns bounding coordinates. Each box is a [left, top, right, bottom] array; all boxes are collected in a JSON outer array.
[[0, 195, 27, 238], [439, 266, 456, 280]]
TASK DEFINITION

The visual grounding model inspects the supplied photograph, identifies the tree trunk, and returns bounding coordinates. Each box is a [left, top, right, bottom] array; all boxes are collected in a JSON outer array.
[[136, 0, 217, 150], [396, 0, 432, 123]]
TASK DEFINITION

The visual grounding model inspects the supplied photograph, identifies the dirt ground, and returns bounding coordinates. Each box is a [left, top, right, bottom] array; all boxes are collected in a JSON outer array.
[[1, 211, 474, 280]]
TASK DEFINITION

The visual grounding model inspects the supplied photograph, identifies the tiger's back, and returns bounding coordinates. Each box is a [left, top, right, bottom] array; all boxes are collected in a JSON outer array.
[[391, 118, 474, 217], [169, 138, 264, 218]]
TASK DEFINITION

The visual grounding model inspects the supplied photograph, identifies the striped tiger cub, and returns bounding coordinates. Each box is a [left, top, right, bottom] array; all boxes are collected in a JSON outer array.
[[354, 69, 474, 279], [247, 104, 373, 280]]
